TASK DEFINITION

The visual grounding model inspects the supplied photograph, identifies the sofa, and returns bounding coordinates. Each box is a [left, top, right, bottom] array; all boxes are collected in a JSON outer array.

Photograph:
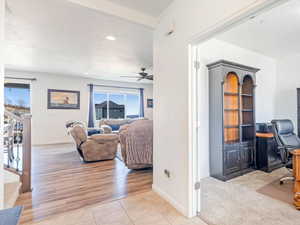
[[68, 124, 119, 162], [119, 120, 153, 169], [99, 118, 147, 134]]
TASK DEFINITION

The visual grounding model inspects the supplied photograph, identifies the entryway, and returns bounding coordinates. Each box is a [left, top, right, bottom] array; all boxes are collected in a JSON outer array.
[[189, 0, 299, 223]]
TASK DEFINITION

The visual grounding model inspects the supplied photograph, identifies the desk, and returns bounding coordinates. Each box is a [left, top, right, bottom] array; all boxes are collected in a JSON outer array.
[[292, 149, 300, 209], [256, 133, 274, 138], [256, 132, 283, 172]]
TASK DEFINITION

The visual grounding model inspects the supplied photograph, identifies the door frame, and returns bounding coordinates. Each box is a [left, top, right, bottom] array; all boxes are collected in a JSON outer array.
[[187, 0, 290, 217]]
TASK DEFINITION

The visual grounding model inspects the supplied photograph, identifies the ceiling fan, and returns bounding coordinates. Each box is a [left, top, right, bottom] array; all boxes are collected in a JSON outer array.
[[121, 68, 153, 81], [5, 0, 12, 14]]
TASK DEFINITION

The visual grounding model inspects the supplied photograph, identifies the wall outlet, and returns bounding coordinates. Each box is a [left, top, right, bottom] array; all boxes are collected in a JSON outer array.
[[164, 169, 171, 178]]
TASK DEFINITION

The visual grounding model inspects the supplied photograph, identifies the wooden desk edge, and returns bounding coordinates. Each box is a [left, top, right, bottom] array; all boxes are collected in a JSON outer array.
[[256, 132, 274, 138], [293, 149, 300, 210], [292, 149, 300, 156]]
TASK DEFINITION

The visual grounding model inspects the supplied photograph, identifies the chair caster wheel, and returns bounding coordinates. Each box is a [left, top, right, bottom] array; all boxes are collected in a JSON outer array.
[[280, 181, 284, 185]]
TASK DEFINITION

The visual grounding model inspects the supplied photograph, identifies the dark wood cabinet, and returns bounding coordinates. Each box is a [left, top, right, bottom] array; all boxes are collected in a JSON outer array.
[[256, 133, 283, 172], [224, 145, 240, 175], [207, 60, 259, 181]]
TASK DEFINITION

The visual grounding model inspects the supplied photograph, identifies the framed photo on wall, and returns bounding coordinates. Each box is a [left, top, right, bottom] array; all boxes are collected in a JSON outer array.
[[147, 99, 153, 108], [48, 89, 80, 109]]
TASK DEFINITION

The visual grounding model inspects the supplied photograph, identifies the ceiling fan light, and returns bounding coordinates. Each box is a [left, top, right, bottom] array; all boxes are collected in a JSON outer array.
[[106, 36, 116, 41]]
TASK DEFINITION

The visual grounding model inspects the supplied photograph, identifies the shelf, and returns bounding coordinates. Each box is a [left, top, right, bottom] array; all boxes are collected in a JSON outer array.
[[224, 109, 239, 111], [240, 124, 254, 127], [224, 92, 239, 96], [242, 109, 253, 112], [241, 94, 253, 97], [225, 125, 239, 129], [225, 140, 240, 144]]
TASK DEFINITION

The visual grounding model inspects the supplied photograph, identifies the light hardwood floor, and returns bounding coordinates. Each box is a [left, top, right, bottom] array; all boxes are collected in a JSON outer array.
[[15, 144, 153, 224]]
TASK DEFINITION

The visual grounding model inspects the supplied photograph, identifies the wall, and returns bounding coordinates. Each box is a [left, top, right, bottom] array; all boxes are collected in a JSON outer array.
[[197, 38, 277, 178], [0, 0, 4, 210], [6, 69, 153, 145], [153, 0, 274, 217], [274, 54, 300, 130]]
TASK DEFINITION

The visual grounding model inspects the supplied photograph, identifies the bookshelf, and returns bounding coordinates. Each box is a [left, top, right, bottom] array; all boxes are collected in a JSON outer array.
[[207, 60, 259, 181]]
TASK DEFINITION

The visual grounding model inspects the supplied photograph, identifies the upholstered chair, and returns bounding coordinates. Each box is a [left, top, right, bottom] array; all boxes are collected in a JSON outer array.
[[272, 119, 300, 184], [69, 125, 119, 162]]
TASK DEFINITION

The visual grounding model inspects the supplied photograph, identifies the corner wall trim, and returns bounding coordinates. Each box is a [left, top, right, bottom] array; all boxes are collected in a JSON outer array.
[[152, 184, 187, 217]]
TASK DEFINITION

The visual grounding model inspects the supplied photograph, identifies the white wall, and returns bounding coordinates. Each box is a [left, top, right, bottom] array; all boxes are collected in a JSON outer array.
[[274, 54, 300, 130], [0, 0, 4, 210], [153, 0, 274, 217], [6, 69, 153, 145], [197, 38, 277, 178]]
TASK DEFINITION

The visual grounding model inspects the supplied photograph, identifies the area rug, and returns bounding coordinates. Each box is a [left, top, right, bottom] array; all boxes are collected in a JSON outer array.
[[256, 176, 294, 205]]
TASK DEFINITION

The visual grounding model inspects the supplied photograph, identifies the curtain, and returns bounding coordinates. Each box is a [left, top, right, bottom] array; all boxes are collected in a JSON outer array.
[[88, 84, 94, 128], [139, 88, 145, 117]]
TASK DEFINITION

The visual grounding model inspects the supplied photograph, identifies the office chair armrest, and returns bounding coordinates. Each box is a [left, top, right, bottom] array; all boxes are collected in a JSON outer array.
[[285, 145, 300, 149]]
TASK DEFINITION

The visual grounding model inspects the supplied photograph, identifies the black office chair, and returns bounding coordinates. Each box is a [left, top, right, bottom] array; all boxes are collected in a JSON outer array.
[[271, 119, 300, 185]]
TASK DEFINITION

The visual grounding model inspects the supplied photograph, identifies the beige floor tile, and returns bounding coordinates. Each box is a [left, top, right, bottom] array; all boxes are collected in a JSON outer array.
[[49, 208, 96, 225], [23, 208, 96, 225], [132, 213, 170, 225], [91, 201, 133, 225], [23, 191, 207, 225]]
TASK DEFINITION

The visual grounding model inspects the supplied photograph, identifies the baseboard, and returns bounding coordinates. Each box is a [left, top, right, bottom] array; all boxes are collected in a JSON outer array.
[[33, 142, 73, 147], [152, 184, 187, 216]]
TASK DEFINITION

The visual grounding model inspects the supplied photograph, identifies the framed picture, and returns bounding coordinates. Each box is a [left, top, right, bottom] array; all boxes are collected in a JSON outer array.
[[48, 89, 80, 109], [147, 99, 153, 108]]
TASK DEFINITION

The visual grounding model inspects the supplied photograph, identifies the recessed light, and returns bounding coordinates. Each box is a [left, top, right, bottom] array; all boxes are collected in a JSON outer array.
[[106, 35, 116, 41]]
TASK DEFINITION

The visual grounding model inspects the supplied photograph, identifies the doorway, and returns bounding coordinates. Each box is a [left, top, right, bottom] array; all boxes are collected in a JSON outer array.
[[189, 0, 297, 222]]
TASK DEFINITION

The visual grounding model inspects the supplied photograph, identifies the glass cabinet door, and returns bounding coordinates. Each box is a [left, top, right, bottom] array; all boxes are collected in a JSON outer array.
[[241, 75, 254, 142], [223, 72, 240, 143]]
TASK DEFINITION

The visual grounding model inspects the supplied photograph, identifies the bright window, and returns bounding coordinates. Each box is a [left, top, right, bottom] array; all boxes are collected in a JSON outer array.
[[94, 92, 140, 120], [4, 83, 30, 116], [126, 94, 140, 119]]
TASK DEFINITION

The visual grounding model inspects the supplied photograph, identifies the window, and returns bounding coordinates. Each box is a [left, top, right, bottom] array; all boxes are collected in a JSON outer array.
[[108, 94, 125, 119], [126, 94, 140, 119], [94, 92, 140, 120], [94, 93, 108, 120], [4, 83, 30, 116]]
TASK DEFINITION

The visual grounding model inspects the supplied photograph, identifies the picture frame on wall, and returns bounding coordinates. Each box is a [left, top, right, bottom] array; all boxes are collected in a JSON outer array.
[[147, 99, 153, 108], [48, 89, 80, 109]]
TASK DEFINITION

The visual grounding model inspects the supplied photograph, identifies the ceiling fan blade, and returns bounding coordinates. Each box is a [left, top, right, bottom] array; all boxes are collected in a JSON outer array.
[[139, 72, 148, 76], [146, 75, 154, 80], [121, 76, 142, 78]]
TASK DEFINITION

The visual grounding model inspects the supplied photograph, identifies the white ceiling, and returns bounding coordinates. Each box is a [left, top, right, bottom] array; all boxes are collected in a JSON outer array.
[[107, 0, 173, 17], [217, 0, 300, 59], [5, 0, 156, 83]]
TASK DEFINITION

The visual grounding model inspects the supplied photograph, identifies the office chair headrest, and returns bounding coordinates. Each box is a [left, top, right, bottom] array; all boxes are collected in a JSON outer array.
[[271, 119, 294, 135]]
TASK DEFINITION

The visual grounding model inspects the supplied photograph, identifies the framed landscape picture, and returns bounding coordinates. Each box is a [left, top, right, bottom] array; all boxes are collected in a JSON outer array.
[[147, 99, 153, 108], [48, 89, 80, 109]]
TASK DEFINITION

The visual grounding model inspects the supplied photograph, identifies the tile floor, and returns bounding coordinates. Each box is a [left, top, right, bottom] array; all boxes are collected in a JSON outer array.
[[23, 191, 208, 225]]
